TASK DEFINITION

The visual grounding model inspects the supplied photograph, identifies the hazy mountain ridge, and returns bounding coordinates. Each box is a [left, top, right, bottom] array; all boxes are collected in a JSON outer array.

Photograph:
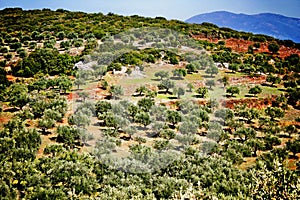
[[186, 11, 300, 43]]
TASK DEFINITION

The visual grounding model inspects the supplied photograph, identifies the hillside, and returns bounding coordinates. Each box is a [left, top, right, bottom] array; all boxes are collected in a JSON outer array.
[[0, 8, 300, 199], [186, 11, 300, 43]]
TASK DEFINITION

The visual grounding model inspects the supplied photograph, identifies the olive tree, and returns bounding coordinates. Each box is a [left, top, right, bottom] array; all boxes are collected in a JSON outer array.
[[249, 85, 262, 97], [226, 86, 240, 97], [265, 107, 285, 121], [159, 79, 175, 93], [196, 87, 208, 98], [173, 87, 185, 99], [110, 85, 124, 99], [154, 70, 169, 80], [205, 65, 219, 77]]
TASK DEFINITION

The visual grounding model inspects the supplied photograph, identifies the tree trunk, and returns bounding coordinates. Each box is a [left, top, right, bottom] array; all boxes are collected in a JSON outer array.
[[253, 147, 257, 157]]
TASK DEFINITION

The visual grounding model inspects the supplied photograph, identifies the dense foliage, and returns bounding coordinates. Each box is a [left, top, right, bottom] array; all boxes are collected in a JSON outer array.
[[0, 8, 299, 199]]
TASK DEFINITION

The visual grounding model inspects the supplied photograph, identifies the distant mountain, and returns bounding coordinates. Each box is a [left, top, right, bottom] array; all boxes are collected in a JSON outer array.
[[186, 11, 300, 43]]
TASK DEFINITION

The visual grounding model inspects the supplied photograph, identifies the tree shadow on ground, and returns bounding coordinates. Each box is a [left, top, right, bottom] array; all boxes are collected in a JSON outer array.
[[192, 94, 204, 98], [261, 83, 277, 88], [170, 77, 183, 81], [202, 75, 215, 79], [39, 130, 52, 135], [146, 131, 159, 138], [245, 94, 256, 98], [49, 136, 57, 141], [104, 95, 112, 100], [3, 107, 19, 112], [158, 91, 173, 95], [225, 94, 235, 98], [277, 133, 291, 139], [278, 88, 287, 92], [151, 78, 161, 81], [288, 155, 299, 159], [132, 94, 144, 97]]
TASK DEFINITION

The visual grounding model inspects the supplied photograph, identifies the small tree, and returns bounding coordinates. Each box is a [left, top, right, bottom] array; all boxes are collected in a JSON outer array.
[[137, 97, 154, 112], [285, 125, 298, 138], [206, 80, 215, 89], [186, 63, 197, 73], [56, 31, 65, 40], [214, 108, 234, 122], [135, 112, 151, 127], [286, 140, 300, 157], [240, 108, 260, 124], [79, 129, 94, 146], [264, 134, 281, 150], [166, 110, 181, 127], [265, 107, 285, 121], [135, 85, 149, 96], [154, 71, 169, 80], [268, 42, 280, 54], [169, 55, 179, 65], [68, 111, 91, 128], [159, 79, 175, 93], [93, 65, 107, 80], [38, 117, 55, 134], [221, 76, 229, 87], [78, 91, 89, 102], [174, 87, 185, 99], [205, 65, 219, 77], [266, 74, 281, 86], [74, 78, 85, 90], [44, 109, 63, 122], [226, 86, 240, 97], [110, 85, 124, 99], [246, 139, 264, 157], [100, 80, 109, 90], [234, 127, 256, 142], [178, 121, 198, 135], [102, 112, 118, 131], [196, 87, 208, 98], [187, 83, 194, 92], [172, 69, 187, 79], [56, 126, 80, 148], [95, 101, 112, 117], [7, 83, 30, 109], [57, 76, 72, 93], [273, 94, 288, 108], [228, 64, 239, 73], [249, 85, 262, 97]]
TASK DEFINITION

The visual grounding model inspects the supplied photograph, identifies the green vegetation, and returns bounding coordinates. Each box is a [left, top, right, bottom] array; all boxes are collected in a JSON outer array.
[[0, 8, 299, 199]]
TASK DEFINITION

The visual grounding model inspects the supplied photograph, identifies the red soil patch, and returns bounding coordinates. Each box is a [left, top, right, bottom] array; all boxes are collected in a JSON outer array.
[[230, 75, 267, 85], [0, 115, 11, 124], [193, 81, 206, 88], [224, 97, 274, 109], [6, 75, 17, 81], [67, 92, 75, 100], [287, 159, 298, 171], [192, 35, 300, 58]]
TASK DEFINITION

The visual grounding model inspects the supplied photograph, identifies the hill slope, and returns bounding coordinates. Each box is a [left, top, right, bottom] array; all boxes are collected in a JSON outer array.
[[186, 11, 300, 43]]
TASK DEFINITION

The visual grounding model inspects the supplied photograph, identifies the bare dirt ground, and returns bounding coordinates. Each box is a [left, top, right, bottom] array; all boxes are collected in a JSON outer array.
[[192, 35, 300, 58]]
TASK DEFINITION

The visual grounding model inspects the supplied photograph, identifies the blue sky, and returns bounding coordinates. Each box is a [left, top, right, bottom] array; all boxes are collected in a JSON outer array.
[[0, 0, 299, 20]]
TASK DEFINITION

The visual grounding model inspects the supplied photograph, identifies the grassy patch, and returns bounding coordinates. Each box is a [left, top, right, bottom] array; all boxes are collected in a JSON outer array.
[[239, 157, 257, 170], [157, 93, 173, 100], [219, 70, 245, 78], [185, 73, 203, 82], [230, 84, 283, 99]]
